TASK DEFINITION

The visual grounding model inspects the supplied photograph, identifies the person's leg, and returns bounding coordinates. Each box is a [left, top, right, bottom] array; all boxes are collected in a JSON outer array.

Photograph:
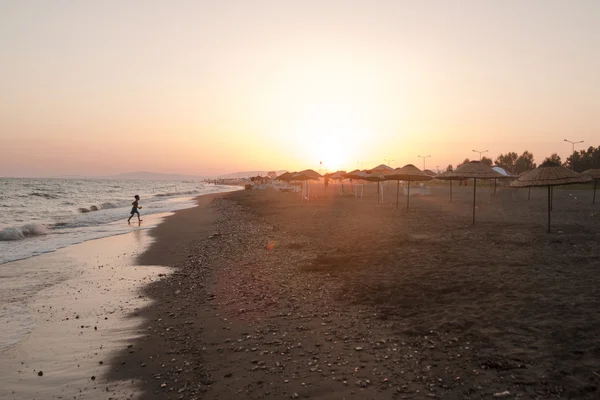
[[128, 212, 133, 223], [137, 211, 142, 221]]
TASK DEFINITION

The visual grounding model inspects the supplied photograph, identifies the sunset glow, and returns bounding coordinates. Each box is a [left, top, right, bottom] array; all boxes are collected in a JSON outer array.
[[1, 1, 599, 177]]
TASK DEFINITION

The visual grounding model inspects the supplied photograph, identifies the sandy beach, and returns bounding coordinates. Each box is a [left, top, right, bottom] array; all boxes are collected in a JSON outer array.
[[87, 182, 600, 400], [0, 214, 173, 400]]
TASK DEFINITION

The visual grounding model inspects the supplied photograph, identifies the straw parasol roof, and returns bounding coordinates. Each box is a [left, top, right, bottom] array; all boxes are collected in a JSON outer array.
[[510, 162, 591, 188], [276, 172, 294, 181], [384, 164, 432, 211], [292, 171, 321, 181], [441, 161, 503, 224], [370, 164, 394, 174], [582, 169, 600, 205], [358, 170, 384, 182], [344, 169, 362, 179], [384, 164, 433, 182], [330, 171, 347, 179], [581, 169, 600, 179], [447, 161, 504, 179], [510, 161, 592, 232], [423, 169, 437, 177]]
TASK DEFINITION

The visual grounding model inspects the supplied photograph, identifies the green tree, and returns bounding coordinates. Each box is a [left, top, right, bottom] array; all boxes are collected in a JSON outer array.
[[565, 146, 600, 172], [544, 153, 562, 165], [494, 152, 518, 174], [446, 164, 454, 172], [480, 156, 493, 166], [514, 150, 536, 174], [457, 158, 470, 169]]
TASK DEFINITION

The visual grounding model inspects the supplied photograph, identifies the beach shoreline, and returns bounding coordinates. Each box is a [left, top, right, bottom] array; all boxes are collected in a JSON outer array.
[[3, 184, 600, 399], [0, 193, 229, 400], [0, 221, 172, 400]]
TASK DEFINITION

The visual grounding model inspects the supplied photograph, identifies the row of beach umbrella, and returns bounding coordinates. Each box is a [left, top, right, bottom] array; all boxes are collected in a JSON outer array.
[[276, 162, 598, 232]]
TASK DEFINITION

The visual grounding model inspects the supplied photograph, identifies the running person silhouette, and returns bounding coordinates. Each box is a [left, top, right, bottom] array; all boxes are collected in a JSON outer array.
[[127, 195, 142, 224]]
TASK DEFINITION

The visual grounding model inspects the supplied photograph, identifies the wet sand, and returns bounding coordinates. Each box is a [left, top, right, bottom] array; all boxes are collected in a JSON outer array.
[[105, 182, 600, 399], [0, 215, 172, 400]]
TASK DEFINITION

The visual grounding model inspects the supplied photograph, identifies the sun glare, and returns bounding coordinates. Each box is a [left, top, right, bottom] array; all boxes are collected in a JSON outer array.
[[290, 103, 369, 172]]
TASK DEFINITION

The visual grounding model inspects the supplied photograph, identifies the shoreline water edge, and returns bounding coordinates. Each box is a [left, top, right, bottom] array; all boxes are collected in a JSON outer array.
[[0, 190, 237, 400]]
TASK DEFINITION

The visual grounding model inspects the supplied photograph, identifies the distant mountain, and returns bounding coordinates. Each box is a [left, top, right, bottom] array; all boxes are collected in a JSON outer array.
[[103, 171, 207, 181], [217, 170, 287, 179]]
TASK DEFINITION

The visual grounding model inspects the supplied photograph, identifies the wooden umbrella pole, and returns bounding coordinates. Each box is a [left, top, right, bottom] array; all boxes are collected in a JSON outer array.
[[407, 180, 410, 212], [493, 179, 497, 196], [472, 178, 477, 224], [547, 185, 551, 232], [593, 179, 597, 205], [396, 180, 400, 209], [450, 180, 453, 203], [550, 186, 553, 211]]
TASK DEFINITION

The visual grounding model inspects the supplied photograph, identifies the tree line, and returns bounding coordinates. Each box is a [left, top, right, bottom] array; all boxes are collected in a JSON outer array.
[[446, 145, 600, 174]]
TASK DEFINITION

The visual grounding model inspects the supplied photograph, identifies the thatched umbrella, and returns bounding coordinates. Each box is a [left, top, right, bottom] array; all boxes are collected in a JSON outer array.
[[443, 161, 503, 224], [384, 164, 432, 211], [344, 169, 362, 180], [276, 172, 294, 181], [423, 169, 437, 177], [435, 172, 464, 203], [369, 164, 394, 175], [290, 170, 322, 202], [582, 169, 600, 204], [330, 171, 346, 179], [362, 169, 388, 203], [510, 161, 592, 232], [295, 169, 322, 180]]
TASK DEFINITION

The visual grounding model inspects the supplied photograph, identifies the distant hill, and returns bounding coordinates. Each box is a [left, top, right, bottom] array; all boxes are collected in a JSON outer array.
[[103, 171, 207, 181], [217, 170, 287, 179]]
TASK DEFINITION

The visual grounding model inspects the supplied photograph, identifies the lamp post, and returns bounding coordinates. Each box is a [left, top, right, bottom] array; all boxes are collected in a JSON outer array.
[[564, 139, 583, 170], [472, 149, 488, 161], [418, 155, 431, 171]]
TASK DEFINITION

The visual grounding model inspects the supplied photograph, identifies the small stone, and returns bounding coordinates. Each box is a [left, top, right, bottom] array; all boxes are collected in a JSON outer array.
[[355, 347, 363, 351], [494, 391, 511, 397], [91, 376, 96, 380], [38, 371, 43, 376], [160, 383, 167, 388]]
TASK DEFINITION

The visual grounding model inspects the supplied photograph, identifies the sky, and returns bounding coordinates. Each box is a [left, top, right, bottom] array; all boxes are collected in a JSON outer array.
[[1, 0, 599, 177]]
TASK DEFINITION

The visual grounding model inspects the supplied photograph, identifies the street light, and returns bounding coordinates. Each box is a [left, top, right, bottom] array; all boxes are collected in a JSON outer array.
[[472, 149, 488, 161], [418, 155, 431, 171], [564, 139, 584, 170]]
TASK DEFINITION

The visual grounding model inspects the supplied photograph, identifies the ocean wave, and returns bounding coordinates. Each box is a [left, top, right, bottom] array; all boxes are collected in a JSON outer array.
[[155, 190, 200, 197], [29, 192, 59, 199], [0, 223, 49, 241], [79, 202, 122, 213]]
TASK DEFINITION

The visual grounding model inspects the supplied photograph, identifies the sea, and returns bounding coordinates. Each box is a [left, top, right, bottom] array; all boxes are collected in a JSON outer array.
[[0, 178, 239, 264], [0, 178, 239, 353]]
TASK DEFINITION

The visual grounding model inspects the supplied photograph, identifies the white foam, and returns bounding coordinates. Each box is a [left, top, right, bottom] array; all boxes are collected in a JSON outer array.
[[0, 185, 240, 264]]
